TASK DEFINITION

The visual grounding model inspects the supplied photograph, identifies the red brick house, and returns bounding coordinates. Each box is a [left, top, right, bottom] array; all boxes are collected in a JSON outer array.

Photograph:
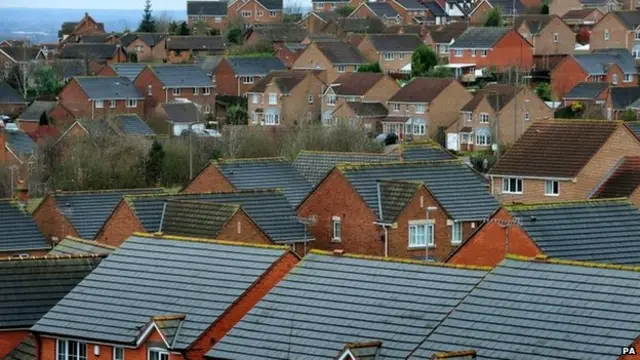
[[0, 46, 43, 81], [514, 14, 576, 55], [312, 0, 364, 12], [589, 10, 640, 56], [119, 33, 167, 62], [297, 11, 341, 34], [58, 13, 105, 44], [357, 34, 424, 73], [227, 0, 284, 27], [296, 160, 499, 261], [349, 2, 403, 26], [164, 36, 225, 63], [58, 43, 127, 65], [187, 0, 228, 32], [562, 8, 604, 30], [380, 0, 447, 25], [213, 56, 287, 96], [292, 41, 367, 83], [0, 81, 27, 117]]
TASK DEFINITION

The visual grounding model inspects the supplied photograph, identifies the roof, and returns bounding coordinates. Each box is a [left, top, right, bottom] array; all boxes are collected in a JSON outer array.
[[461, 83, 520, 112], [490, 120, 623, 178], [0, 199, 48, 253], [383, 24, 424, 35], [31, 234, 290, 349], [450, 27, 511, 49], [628, 121, 640, 138], [0, 254, 104, 329], [612, 10, 640, 29], [329, 73, 385, 96], [339, 341, 382, 360], [325, 17, 386, 34], [51, 59, 87, 80], [110, 114, 155, 136], [74, 76, 143, 100], [346, 102, 389, 117], [315, 41, 366, 64], [162, 101, 202, 124], [248, 70, 308, 93], [214, 158, 313, 207], [49, 188, 165, 239], [207, 251, 489, 360], [401, 141, 457, 161], [3, 336, 35, 360], [74, 119, 118, 137], [226, 56, 287, 76], [563, 82, 608, 100], [593, 156, 640, 199], [425, 1, 446, 16], [256, 0, 283, 10], [561, 8, 601, 21], [366, 34, 423, 52], [293, 151, 398, 186], [246, 23, 308, 43], [125, 189, 309, 244], [0, 81, 25, 104], [109, 63, 146, 81], [513, 14, 555, 34], [610, 86, 640, 109], [429, 22, 468, 44], [574, 49, 637, 75], [377, 180, 423, 222], [17, 101, 56, 122], [165, 36, 225, 50], [196, 55, 223, 75], [484, 0, 527, 16], [187, 1, 228, 16], [48, 236, 116, 256], [5, 130, 37, 158], [362, 2, 400, 18], [159, 200, 240, 238], [339, 160, 498, 221], [149, 64, 214, 88], [0, 47, 41, 62], [389, 77, 454, 103], [409, 256, 640, 359], [59, 43, 120, 59], [394, 0, 433, 10]]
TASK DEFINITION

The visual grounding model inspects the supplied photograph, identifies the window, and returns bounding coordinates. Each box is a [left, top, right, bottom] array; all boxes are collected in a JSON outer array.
[[524, 111, 530, 121], [384, 52, 394, 61], [636, 31, 640, 40], [241, 10, 251, 17], [258, 10, 264, 16], [242, 76, 255, 84], [399, 53, 405, 60], [269, 93, 277, 105], [252, 94, 259, 104], [502, 177, 523, 194], [270, 10, 277, 16], [316, 2, 324, 8], [57, 340, 87, 360], [330, 2, 335, 7], [147, 85, 152, 96], [625, 74, 633, 82], [413, 122, 425, 135], [3, 62, 10, 69], [148, 349, 168, 360], [214, 16, 222, 22], [393, 103, 400, 112], [439, 44, 449, 54], [480, 49, 488, 57], [327, 94, 336, 105], [265, 112, 279, 125], [408, 221, 434, 248], [454, 49, 463, 57], [553, 32, 558, 43], [113, 348, 124, 360], [479, 113, 489, 123], [544, 179, 559, 196], [127, 99, 137, 108], [172, 88, 180, 96], [353, 64, 359, 72], [110, 100, 116, 109], [605, 30, 610, 41], [193, 87, 199, 95], [308, 92, 314, 104], [203, 87, 211, 95], [612, 73, 619, 85], [415, 104, 424, 113], [203, 104, 211, 113], [471, 49, 476, 57], [463, 112, 472, 122], [95, 100, 104, 109], [451, 221, 462, 245], [475, 132, 490, 145], [337, 65, 346, 73], [135, 45, 144, 53], [332, 216, 341, 242]]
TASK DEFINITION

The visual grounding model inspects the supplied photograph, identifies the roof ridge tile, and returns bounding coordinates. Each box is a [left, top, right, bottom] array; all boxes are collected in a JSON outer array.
[[337, 159, 462, 171], [63, 236, 118, 250], [505, 253, 640, 272], [133, 232, 291, 250], [0, 253, 108, 261], [505, 197, 630, 211]]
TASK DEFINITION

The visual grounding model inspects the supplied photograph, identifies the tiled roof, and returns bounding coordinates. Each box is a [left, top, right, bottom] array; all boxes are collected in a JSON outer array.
[[226, 56, 287, 76], [17, 101, 56, 122], [400, 141, 457, 161], [409, 256, 640, 359], [326, 17, 386, 34], [111, 114, 155, 136], [0, 254, 104, 329], [563, 81, 608, 100], [48, 236, 116, 256], [165, 36, 225, 50], [257, 0, 283, 10], [339, 160, 498, 221], [3, 336, 35, 360], [363, 2, 400, 17], [610, 86, 640, 110], [78, 34, 114, 43], [162, 101, 203, 124], [149, 64, 213, 88], [109, 63, 146, 81], [429, 22, 468, 43], [513, 14, 554, 34], [485, 0, 527, 16], [76, 119, 119, 137], [367, 34, 423, 52], [328, 73, 385, 96], [49, 188, 165, 239], [196, 55, 223, 75], [5, 130, 37, 157], [247, 23, 308, 42], [450, 27, 511, 49], [0, 199, 48, 253], [593, 156, 640, 199], [346, 102, 389, 117], [562, 8, 600, 20], [125, 189, 309, 243], [31, 234, 290, 349], [0, 81, 25, 104], [248, 70, 308, 93], [0, 47, 41, 62], [613, 10, 640, 29], [389, 77, 454, 103], [425, 1, 446, 16], [377, 180, 422, 222], [159, 200, 240, 238], [626, 121, 640, 138], [215, 158, 313, 207], [207, 251, 489, 360], [490, 120, 622, 178], [187, 1, 227, 16], [461, 84, 519, 112], [74, 76, 143, 100], [59, 43, 120, 59], [293, 151, 398, 186], [316, 41, 366, 64], [574, 48, 637, 75], [395, 0, 431, 10]]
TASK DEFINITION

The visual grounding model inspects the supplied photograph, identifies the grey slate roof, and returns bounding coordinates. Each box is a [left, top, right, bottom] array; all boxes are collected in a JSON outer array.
[[111, 114, 155, 136], [401, 142, 457, 161], [17, 101, 56, 122], [395, 0, 431, 10], [49, 237, 116, 256], [409, 257, 640, 360], [187, 1, 228, 15], [339, 160, 498, 221], [165, 36, 225, 51], [626, 121, 640, 137], [377, 180, 421, 222], [247, 24, 308, 43], [574, 48, 637, 75], [0, 254, 104, 329], [367, 34, 423, 52], [109, 64, 146, 81], [612, 10, 640, 29], [162, 101, 203, 124], [5, 130, 37, 157], [226, 56, 286, 76], [50, 188, 165, 239], [346, 102, 389, 117], [0, 47, 41, 62], [450, 27, 511, 49], [212, 158, 313, 207], [31, 235, 289, 349], [257, 0, 283, 10], [159, 200, 240, 238], [315, 41, 366, 64], [485, 0, 527, 16], [76, 119, 119, 137], [425, 1, 446, 16], [610, 86, 640, 110], [293, 151, 398, 186], [125, 189, 309, 243], [3, 336, 35, 360], [149, 64, 214, 88], [206, 252, 489, 360], [364, 2, 400, 17], [0, 81, 25, 104], [59, 43, 120, 59], [0, 199, 48, 253], [563, 82, 608, 100], [74, 76, 143, 100]]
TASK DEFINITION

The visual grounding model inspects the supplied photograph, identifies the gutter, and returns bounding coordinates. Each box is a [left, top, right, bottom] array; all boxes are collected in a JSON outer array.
[[373, 221, 393, 258]]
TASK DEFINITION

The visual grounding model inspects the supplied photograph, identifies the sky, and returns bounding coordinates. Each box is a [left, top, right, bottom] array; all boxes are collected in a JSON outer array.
[[1, 0, 187, 10]]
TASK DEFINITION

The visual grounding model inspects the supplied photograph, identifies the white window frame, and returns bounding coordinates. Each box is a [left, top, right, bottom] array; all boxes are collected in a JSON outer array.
[[270, 10, 277, 16], [479, 113, 489, 123], [252, 94, 259, 104], [337, 65, 346, 73], [413, 122, 425, 135], [454, 49, 463, 57], [524, 111, 530, 121], [57, 339, 87, 360], [471, 49, 476, 57], [172, 88, 180, 96], [544, 179, 559, 196], [384, 52, 394, 61], [148, 349, 168, 360], [193, 87, 199, 95], [463, 112, 472, 122], [415, 104, 424, 114], [605, 30, 610, 41], [241, 10, 252, 17], [110, 100, 116, 109], [269, 93, 277, 105], [393, 103, 400, 112], [332, 216, 341, 242], [408, 220, 434, 248], [147, 85, 152, 96], [451, 221, 462, 245], [113, 347, 124, 360], [553, 32, 559, 43], [327, 94, 336, 106], [502, 177, 523, 194], [625, 74, 633, 82], [258, 10, 264, 17], [439, 44, 449, 54], [636, 31, 640, 40], [308, 93, 314, 104], [475, 133, 490, 145], [242, 76, 255, 84], [95, 100, 104, 109], [127, 99, 137, 108], [480, 49, 488, 57], [399, 53, 405, 60], [203, 87, 211, 95], [612, 73, 619, 85]]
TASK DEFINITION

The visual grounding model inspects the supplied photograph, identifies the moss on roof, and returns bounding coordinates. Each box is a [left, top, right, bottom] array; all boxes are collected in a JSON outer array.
[[336, 159, 463, 172], [505, 253, 640, 272], [504, 197, 630, 212], [133, 231, 293, 251]]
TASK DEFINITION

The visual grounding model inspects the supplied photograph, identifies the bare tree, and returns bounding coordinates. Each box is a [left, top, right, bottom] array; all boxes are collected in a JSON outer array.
[[156, 11, 173, 33]]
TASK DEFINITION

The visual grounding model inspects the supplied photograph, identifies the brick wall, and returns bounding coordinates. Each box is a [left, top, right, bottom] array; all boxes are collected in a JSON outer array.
[[363, 75, 401, 103], [233, 0, 282, 26], [469, 1, 492, 25], [550, 56, 588, 98], [126, 38, 167, 63], [590, 12, 632, 52], [293, 44, 342, 83], [213, 60, 237, 96], [428, 81, 474, 138], [449, 30, 533, 72], [548, 0, 581, 16], [312, 1, 350, 12], [215, 209, 271, 243], [524, 17, 576, 55], [32, 196, 79, 242], [95, 200, 145, 247], [182, 164, 236, 193], [188, 15, 228, 32], [0, 51, 15, 80], [0, 330, 28, 359]]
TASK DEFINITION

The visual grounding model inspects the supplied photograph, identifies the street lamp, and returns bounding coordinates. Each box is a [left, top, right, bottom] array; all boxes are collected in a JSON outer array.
[[425, 206, 438, 262]]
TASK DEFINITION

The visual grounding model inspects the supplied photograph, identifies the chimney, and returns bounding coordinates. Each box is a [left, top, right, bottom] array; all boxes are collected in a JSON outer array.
[[15, 179, 28, 204]]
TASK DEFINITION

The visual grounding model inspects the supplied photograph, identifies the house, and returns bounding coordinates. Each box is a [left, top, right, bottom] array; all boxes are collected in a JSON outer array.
[[183, 157, 313, 207], [213, 56, 286, 96], [31, 233, 299, 360], [514, 14, 576, 55], [562, 81, 609, 109], [381, 0, 448, 25], [397, 140, 457, 160], [247, 70, 324, 126], [318, 17, 387, 39], [272, 42, 304, 68], [58, 13, 105, 43], [0, 46, 43, 80], [15, 101, 56, 134], [58, 43, 127, 64], [606, 86, 640, 119], [207, 251, 489, 359], [590, 10, 640, 56], [297, 160, 499, 260], [0, 198, 49, 257], [488, 120, 640, 203], [443, 0, 476, 21], [32, 188, 165, 242], [187, 0, 228, 32], [312, 0, 364, 12], [447, 83, 552, 151], [118, 32, 167, 62], [164, 36, 225, 63], [550, 49, 638, 98], [561, 8, 605, 29], [0, 81, 26, 117], [161, 100, 205, 135], [582, 0, 623, 12], [0, 254, 103, 360], [321, 72, 400, 126], [329, 102, 390, 132], [0, 39, 33, 47], [48, 235, 116, 255], [348, 2, 403, 26], [591, 156, 640, 206], [50, 76, 144, 123], [0, 126, 38, 184], [469, 0, 528, 24], [56, 115, 155, 144], [357, 34, 424, 73], [293, 41, 367, 83], [76, 32, 119, 44], [227, 0, 284, 27], [243, 23, 309, 46], [134, 64, 215, 115], [448, 27, 533, 79], [96, 189, 312, 253], [410, 255, 640, 359], [296, 11, 341, 33], [97, 63, 146, 81], [428, 21, 468, 58], [384, 77, 473, 140]]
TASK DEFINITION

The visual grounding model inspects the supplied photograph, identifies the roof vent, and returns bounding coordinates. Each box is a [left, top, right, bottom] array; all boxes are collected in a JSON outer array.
[[530, 215, 536, 221]]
